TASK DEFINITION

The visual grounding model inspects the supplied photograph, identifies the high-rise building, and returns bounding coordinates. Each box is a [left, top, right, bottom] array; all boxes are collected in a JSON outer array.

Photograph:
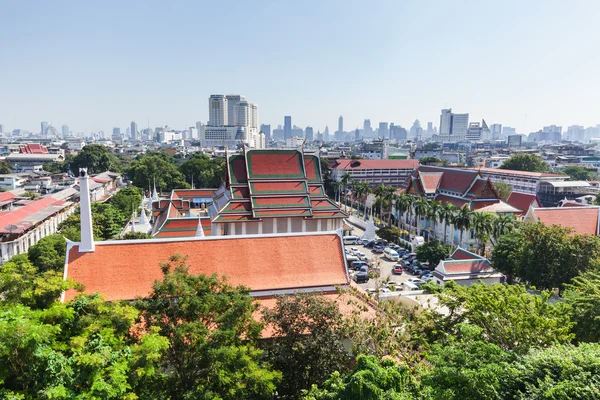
[[305, 126, 314, 142], [225, 95, 244, 126], [324, 126, 330, 142], [439, 109, 452, 135], [378, 122, 389, 139], [209, 95, 228, 126], [409, 120, 422, 138], [284, 116, 292, 139], [354, 129, 360, 141], [196, 121, 202, 132], [40, 121, 49, 136], [0, 124, 4, 133], [427, 122, 433, 135], [61, 124, 69, 137], [130, 121, 138, 140], [451, 114, 469, 136], [390, 125, 407, 141], [112, 127, 121, 138], [363, 119, 372, 137], [503, 126, 516, 137], [338, 115, 343, 135], [260, 124, 271, 138], [490, 124, 502, 139]]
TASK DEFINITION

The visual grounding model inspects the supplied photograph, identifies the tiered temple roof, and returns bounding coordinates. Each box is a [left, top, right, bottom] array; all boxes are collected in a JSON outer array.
[[152, 188, 217, 237], [433, 247, 503, 283], [212, 149, 346, 223], [406, 166, 519, 213]]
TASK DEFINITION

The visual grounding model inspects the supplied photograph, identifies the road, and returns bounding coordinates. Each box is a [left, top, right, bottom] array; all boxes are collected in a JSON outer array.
[[345, 223, 418, 294]]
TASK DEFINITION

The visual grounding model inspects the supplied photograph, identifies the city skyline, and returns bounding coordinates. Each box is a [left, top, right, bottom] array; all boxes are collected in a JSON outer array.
[[2, 1, 600, 133]]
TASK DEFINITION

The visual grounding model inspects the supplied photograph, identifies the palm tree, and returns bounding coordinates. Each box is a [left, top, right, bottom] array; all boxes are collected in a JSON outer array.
[[453, 205, 473, 248], [413, 198, 430, 238], [438, 203, 456, 245], [340, 173, 352, 212], [394, 194, 410, 229], [491, 214, 515, 245], [354, 182, 366, 215], [427, 201, 443, 242], [362, 182, 373, 218], [333, 181, 343, 205], [472, 212, 494, 255]]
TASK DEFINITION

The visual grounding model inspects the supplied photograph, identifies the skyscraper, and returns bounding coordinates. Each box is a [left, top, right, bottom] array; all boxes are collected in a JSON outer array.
[[439, 109, 452, 135], [40, 121, 49, 136], [305, 126, 314, 142], [338, 115, 343, 138], [260, 124, 271, 138], [112, 127, 121, 138], [130, 121, 138, 140], [427, 122, 433, 135], [61, 124, 69, 137], [490, 124, 502, 139], [284, 116, 292, 139], [196, 121, 202, 132], [225, 94, 243, 126], [363, 119, 372, 137], [324, 126, 330, 142], [355, 129, 360, 141], [451, 114, 469, 136], [209, 95, 228, 126], [0, 124, 3, 133], [378, 122, 389, 139]]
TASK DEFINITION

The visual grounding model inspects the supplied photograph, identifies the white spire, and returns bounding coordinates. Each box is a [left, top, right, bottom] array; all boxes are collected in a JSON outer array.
[[139, 200, 148, 225], [78, 168, 95, 253], [152, 178, 159, 201], [195, 214, 205, 237], [131, 207, 136, 232]]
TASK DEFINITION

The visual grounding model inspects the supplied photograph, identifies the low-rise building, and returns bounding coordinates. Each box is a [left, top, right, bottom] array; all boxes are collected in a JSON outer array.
[[523, 206, 600, 236], [0, 174, 28, 190], [6, 153, 64, 173], [331, 159, 419, 187], [473, 167, 566, 195], [433, 247, 504, 286]]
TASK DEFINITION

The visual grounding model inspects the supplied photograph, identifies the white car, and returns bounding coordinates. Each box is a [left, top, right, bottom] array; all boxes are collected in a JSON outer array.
[[383, 281, 399, 288], [407, 278, 426, 285], [358, 252, 369, 261], [421, 274, 434, 282], [350, 247, 360, 255]]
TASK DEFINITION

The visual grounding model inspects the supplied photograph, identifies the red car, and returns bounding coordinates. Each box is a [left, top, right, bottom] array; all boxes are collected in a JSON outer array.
[[393, 265, 403, 275]]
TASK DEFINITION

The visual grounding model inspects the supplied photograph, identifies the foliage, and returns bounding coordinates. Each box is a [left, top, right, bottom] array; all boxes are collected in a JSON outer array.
[[301, 355, 420, 400], [426, 282, 574, 353], [493, 181, 513, 201], [42, 161, 66, 174], [127, 152, 189, 191], [499, 153, 550, 173], [376, 227, 405, 243], [492, 222, 600, 290], [0, 162, 12, 174], [261, 292, 349, 398], [563, 270, 600, 343], [110, 185, 142, 216], [471, 212, 494, 254], [0, 255, 73, 309], [416, 240, 450, 267], [68, 144, 122, 174], [135, 254, 280, 399], [419, 157, 443, 165], [118, 231, 152, 240], [179, 153, 226, 188], [563, 165, 594, 181], [27, 234, 67, 273], [59, 203, 127, 241]]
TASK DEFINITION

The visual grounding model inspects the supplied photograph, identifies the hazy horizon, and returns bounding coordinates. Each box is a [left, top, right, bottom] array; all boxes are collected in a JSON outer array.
[[1, 0, 599, 134]]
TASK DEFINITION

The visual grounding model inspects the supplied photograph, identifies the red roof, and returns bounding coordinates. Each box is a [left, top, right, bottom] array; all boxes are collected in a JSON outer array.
[[63, 233, 349, 302], [507, 191, 540, 215], [228, 155, 248, 184], [420, 172, 442, 193], [172, 189, 216, 198], [443, 261, 496, 274], [252, 196, 310, 208], [532, 207, 599, 235], [221, 201, 252, 213], [250, 181, 307, 195], [0, 192, 16, 203], [247, 151, 304, 179], [434, 194, 468, 208], [450, 248, 482, 260], [303, 155, 321, 182], [333, 159, 419, 170], [232, 186, 250, 199], [19, 143, 48, 154], [0, 195, 66, 233]]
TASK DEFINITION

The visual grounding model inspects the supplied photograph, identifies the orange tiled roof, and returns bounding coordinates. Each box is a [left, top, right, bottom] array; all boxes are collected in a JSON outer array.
[[507, 191, 540, 215], [63, 233, 349, 302], [303, 155, 322, 182], [419, 172, 442, 194], [246, 150, 305, 179], [250, 181, 308, 195], [532, 207, 599, 235]]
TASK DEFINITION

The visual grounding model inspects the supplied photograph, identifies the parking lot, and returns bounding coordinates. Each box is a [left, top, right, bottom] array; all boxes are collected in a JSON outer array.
[[343, 225, 432, 295]]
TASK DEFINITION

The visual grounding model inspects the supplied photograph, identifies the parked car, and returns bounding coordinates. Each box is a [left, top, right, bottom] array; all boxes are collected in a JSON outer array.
[[346, 255, 359, 263], [372, 245, 384, 254], [360, 238, 370, 246], [351, 261, 368, 271], [389, 244, 400, 250], [383, 281, 399, 288], [350, 247, 359, 254], [421, 273, 434, 282], [393, 265, 404, 275], [357, 252, 369, 261], [407, 278, 426, 286], [365, 241, 376, 249], [354, 267, 369, 283]]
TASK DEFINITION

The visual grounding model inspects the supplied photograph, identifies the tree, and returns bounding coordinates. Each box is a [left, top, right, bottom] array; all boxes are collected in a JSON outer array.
[[499, 153, 550, 173], [68, 144, 122, 174], [118, 231, 152, 240], [563, 165, 594, 181], [426, 201, 443, 241], [58, 203, 127, 241], [563, 270, 600, 343], [376, 227, 404, 244], [427, 282, 574, 353], [419, 157, 443, 165], [301, 355, 420, 400], [42, 161, 66, 174], [262, 292, 349, 398], [374, 184, 395, 226], [452, 205, 472, 247], [110, 185, 142, 216], [27, 234, 67, 272], [416, 240, 450, 267], [135, 254, 280, 399], [491, 214, 515, 246], [490, 230, 525, 284], [413, 198, 430, 237], [179, 153, 226, 188], [0, 162, 12, 174], [128, 153, 188, 191], [471, 212, 494, 254], [493, 181, 512, 201]]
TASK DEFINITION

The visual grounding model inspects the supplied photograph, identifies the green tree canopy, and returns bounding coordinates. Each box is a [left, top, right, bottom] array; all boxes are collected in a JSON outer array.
[[58, 203, 127, 241], [128, 153, 188, 191], [110, 185, 142, 216], [179, 153, 226, 188], [562, 165, 594, 181], [68, 144, 122, 174], [493, 181, 513, 201], [262, 292, 349, 398], [0, 162, 12, 174], [27, 234, 67, 272], [135, 254, 280, 399], [376, 227, 405, 243], [416, 240, 450, 266], [117, 231, 152, 240], [563, 270, 600, 343], [499, 153, 550, 172]]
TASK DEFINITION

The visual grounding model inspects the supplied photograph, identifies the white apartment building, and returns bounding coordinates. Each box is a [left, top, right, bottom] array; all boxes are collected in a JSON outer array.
[[202, 94, 263, 148], [331, 159, 419, 187], [473, 167, 566, 194], [209, 95, 228, 126]]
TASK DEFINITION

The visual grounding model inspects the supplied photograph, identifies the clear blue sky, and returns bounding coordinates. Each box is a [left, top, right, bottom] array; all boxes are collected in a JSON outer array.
[[1, 0, 599, 134]]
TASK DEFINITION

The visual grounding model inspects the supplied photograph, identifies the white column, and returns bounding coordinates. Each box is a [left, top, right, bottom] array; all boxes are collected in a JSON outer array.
[[327, 219, 332, 231], [214, 223, 221, 236], [242, 222, 247, 235], [1, 243, 7, 262], [258, 222, 263, 234], [287, 218, 292, 233], [231, 223, 236, 235], [302, 219, 306, 232], [273, 218, 278, 233], [317, 219, 322, 231]]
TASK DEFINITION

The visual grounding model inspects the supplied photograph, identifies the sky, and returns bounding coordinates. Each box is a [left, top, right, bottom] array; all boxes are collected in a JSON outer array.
[[1, 0, 600, 135]]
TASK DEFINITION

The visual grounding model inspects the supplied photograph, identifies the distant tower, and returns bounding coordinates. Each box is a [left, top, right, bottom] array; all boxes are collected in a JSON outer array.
[[284, 116, 292, 139], [208, 95, 228, 126], [130, 121, 138, 140], [305, 126, 314, 142], [338, 115, 344, 140]]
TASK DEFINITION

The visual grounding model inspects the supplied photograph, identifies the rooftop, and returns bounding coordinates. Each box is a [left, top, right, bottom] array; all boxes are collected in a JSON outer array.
[[332, 159, 419, 170], [528, 206, 600, 236]]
